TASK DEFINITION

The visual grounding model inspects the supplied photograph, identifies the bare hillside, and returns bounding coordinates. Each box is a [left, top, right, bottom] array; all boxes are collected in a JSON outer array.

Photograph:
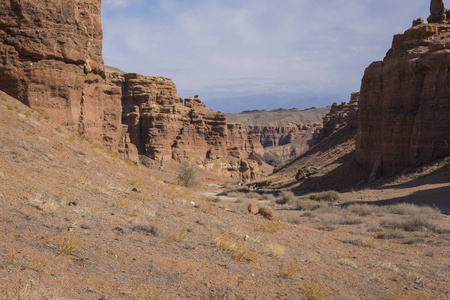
[[226, 107, 330, 127], [1, 91, 449, 299]]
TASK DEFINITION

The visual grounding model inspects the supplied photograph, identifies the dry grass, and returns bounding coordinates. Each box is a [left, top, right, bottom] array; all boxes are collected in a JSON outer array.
[[132, 282, 165, 300], [55, 233, 81, 255], [309, 191, 340, 202], [301, 277, 330, 300], [276, 190, 296, 204], [380, 216, 439, 232], [254, 220, 290, 233], [21, 257, 47, 273], [170, 228, 188, 242], [279, 260, 299, 279], [338, 259, 358, 269], [388, 288, 440, 300], [263, 243, 285, 258], [6, 282, 59, 300], [211, 234, 257, 262], [346, 204, 383, 216]]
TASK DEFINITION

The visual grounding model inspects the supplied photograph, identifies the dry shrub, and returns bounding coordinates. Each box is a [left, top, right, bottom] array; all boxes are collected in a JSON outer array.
[[301, 277, 330, 300], [21, 257, 46, 272], [170, 228, 188, 242], [319, 211, 362, 229], [374, 230, 406, 240], [132, 282, 165, 300], [346, 204, 382, 216], [211, 234, 257, 262], [244, 192, 260, 199], [276, 190, 296, 204], [384, 203, 441, 218], [309, 191, 340, 202], [294, 199, 322, 211], [388, 288, 439, 300], [8, 281, 59, 300], [263, 243, 285, 258], [338, 259, 357, 269], [380, 215, 439, 232], [254, 220, 289, 233], [279, 260, 299, 279], [132, 225, 159, 236], [55, 233, 80, 255]]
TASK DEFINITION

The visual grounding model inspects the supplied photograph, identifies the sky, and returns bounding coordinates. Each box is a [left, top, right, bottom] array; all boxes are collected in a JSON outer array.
[[101, 0, 430, 113]]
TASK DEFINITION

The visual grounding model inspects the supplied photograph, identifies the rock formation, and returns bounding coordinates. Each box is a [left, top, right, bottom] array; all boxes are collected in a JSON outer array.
[[105, 71, 267, 180], [313, 93, 359, 146], [0, 0, 269, 180], [356, 2, 450, 177], [0, 0, 122, 151]]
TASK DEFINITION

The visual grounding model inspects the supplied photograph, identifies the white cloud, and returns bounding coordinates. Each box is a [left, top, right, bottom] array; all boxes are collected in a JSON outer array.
[[101, 0, 430, 110]]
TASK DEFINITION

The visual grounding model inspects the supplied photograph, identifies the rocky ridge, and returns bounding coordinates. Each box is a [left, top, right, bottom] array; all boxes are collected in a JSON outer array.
[[356, 2, 450, 178], [313, 92, 359, 146]]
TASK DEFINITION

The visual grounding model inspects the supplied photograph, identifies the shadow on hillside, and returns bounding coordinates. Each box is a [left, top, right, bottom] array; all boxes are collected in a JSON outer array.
[[287, 152, 368, 195], [273, 126, 356, 175], [343, 185, 450, 215]]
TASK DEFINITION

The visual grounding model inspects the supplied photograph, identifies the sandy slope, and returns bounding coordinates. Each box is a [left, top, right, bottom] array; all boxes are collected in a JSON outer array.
[[0, 91, 449, 299]]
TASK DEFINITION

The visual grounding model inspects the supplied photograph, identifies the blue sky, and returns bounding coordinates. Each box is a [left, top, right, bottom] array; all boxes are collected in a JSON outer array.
[[102, 0, 430, 113]]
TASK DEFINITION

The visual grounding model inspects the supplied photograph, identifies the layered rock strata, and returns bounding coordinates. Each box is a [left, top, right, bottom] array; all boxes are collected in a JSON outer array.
[[0, 0, 122, 151], [106, 72, 266, 180], [313, 92, 359, 146], [356, 4, 450, 177]]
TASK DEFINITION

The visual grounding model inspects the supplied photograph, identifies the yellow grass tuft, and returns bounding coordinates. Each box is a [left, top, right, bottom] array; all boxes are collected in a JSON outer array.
[[132, 282, 165, 300], [279, 260, 299, 279], [301, 277, 330, 300], [55, 233, 81, 255], [211, 234, 257, 262], [253, 220, 289, 233], [263, 243, 285, 258]]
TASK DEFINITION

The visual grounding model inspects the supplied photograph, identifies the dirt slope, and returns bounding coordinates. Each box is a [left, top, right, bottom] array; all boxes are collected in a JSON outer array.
[[0, 91, 449, 299]]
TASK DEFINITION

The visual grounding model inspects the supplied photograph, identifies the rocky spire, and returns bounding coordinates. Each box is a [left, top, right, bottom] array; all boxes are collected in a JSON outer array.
[[428, 0, 448, 23]]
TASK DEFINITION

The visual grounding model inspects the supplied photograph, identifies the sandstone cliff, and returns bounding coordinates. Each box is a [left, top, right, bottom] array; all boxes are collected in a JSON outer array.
[[356, 4, 450, 177], [226, 108, 328, 165], [313, 92, 359, 146], [106, 71, 268, 181], [0, 0, 122, 151]]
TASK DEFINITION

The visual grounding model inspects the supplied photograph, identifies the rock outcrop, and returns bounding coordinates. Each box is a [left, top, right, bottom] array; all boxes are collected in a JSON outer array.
[[0, 0, 122, 151], [313, 92, 359, 146], [105, 71, 268, 180], [356, 2, 450, 177]]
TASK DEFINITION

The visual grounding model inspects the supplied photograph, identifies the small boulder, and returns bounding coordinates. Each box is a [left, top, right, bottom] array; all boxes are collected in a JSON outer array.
[[258, 206, 275, 220], [248, 203, 259, 215]]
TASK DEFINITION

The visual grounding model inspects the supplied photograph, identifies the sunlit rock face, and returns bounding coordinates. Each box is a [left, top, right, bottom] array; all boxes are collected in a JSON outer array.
[[0, 0, 122, 151], [356, 12, 450, 176]]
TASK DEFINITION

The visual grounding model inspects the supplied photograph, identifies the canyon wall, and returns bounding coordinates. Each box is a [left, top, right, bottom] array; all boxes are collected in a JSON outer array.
[[313, 92, 359, 146], [356, 5, 450, 177], [0, 0, 122, 151], [106, 71, 267, 180]]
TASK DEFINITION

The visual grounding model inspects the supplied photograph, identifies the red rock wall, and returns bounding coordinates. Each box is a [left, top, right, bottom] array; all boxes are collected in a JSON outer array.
[[356, 23, 450, 176], [0, 0, 122, 150], [313, 92, 359, 146]]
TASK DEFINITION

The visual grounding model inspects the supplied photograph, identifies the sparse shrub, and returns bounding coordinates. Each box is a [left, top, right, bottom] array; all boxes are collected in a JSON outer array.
[[380, 216, 439, 232], [55, 233, 80, 255], [3, 253, 16, 267], [301, 277, 329, 300], [21, 257, 46, 272], [199, 200, 213, 213], [132, 225, 159, 236], [276, 190, 296, 204], [261, 193, 276, 201], [384, 203, 441, 219], [279, 260, 299, 279], [294, 199, 322, 211], [388, 289, 439, 300], [263, 243, 285, 258], [170, 228, 188, 242], [114, 198, 129, 209], [132, 282, 165, 300], [6, 105, 13, 110], [52, 142, 65, 152], [244, 192, 260, 199], [211, 234, 257, 262], [8, 281, 59, 300], [177, 163, 197, 187], [309, 191, 340, 202], [374, 230, 406, 240], [346, 204, 382, 216], [338, 259, 357, 269]]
